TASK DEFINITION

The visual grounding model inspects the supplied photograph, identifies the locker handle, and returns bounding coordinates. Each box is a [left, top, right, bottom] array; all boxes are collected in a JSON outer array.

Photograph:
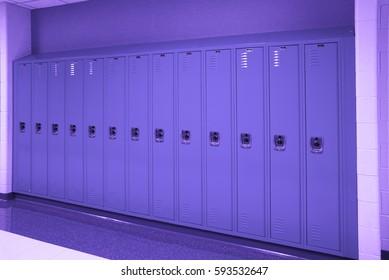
[[131, 127, 139, 141], [88, 125, 96, 138], [35, 123, 42, 134], [181, 130, 191, 144], [310, 136, 324, 153], [274, 135, 286, 151], [240, 133, 251, 149], [19, 122, 26, 133], [109, 127, 117, 139], [155, 128, 164, 142], [69, 124, 77, 136], [210, 131, 220, 146], [52, 124, 59, 135]]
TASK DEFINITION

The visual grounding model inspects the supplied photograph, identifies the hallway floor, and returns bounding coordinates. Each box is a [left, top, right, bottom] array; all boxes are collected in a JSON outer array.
[[0, 196, 341, 260]]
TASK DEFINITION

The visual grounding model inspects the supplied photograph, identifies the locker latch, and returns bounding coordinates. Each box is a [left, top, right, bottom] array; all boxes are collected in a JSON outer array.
[[69, 124, 77, 136], [88, 125, 96, 138], [52, 123, 59, 135], [35, 123, 42, 134], [210, 131, 220, 146], [109, 126, 117, 139], [181, 130, 191, 144], [19, 122, 26, 133], [155, 128, 164, 142], [131, 127, 139, 141], [240, 133, 251, 149], [310, 136, 324, 153], [274, 135, 286, 151]]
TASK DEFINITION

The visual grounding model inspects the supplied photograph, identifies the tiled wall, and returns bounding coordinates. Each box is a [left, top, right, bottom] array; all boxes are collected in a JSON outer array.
[[355, 0, 381, 259], [0, 2, 31, 194], [378, 0, 389, 253]]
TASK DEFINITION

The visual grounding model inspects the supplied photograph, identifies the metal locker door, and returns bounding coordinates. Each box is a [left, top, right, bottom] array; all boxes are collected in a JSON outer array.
[[48, 61, 66, 198], [128, 55, 149, 215], [104, 57, 126, 210], [269, 45, 301, 243], [152, 53, 174, 220], [65, 60, 84, 202], [305, 43, 340, 251], [85, 59, 104, 206], [31, 62, 48, 195], [178, 51, 202, 225], [236, 47, 265, 236], [206, 49, 232, 231], [14, 63, 32, 193]]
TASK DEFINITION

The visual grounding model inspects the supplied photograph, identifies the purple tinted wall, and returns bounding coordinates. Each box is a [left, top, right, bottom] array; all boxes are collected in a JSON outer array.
[[31, 0, 354, 53]]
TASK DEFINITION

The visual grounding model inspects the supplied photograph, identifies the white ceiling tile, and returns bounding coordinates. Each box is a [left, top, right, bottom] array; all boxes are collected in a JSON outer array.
[[0, 0, 89, 9]]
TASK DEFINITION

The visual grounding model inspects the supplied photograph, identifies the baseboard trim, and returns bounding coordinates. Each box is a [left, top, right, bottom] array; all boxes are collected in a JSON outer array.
[[0, 193, 15, 200], [382, 250, 389, 260]]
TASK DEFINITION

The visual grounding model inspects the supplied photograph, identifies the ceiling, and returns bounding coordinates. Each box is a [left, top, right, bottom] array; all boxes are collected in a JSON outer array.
[[0, 0, 89, 9]]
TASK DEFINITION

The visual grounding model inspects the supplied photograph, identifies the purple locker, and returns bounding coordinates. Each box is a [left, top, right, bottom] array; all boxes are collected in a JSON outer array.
[[85, 59, 104, 206], [31, 63, 48, 195], [128, 55, 149, 215], [206, 49, 232, 231], [269, 45, 301, 243], [14, 63, 32, 193], [65, 60, 84, 202], [305, 43, 340, 251], [152, 53, 175, 220], [236, 47, 265, 236], [178, 51, 202, 225], [48, 61, 66, 199], [104, 57, 126, 210]]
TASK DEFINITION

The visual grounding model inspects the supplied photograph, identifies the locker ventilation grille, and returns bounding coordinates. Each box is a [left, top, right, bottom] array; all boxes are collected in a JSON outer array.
[[240, 52, 249, 69], [209, 53, 219, 70], [89, 61, 94, 75], [179, 56, 189, 71], [273, 218, 285, 236], [155, 58, 162, 72], [273, 50, 280, 67], [240, 213, 251, 229], [208, 208, 220, 225], [308, 50, 320, 66], [70, 62, 76, 76], [311, 224, 322, 242], [37, 64, 42, 78], [54, 63, 59, 77], [180, 203, 191, 219], [108, 60, 116, 75], [131, 60, 137, 74]]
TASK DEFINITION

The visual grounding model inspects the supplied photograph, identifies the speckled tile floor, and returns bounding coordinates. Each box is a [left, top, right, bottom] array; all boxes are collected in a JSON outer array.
[[0, 196, 342, 260]]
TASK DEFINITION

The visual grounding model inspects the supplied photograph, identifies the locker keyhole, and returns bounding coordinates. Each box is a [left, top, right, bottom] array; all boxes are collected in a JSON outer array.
[[19, 122, 26, 133], [52, 124, 59, 135], [69, 124, 77, 136], [131, 127, 139, 141], [210, 131, 220, 146], [155, 129, 164, 142], [35, 123, 42, 134], [240, 133, 252, 149], [310, 136, 324, 153], [88, 125, 96, 138], [274, 135, 286, 151], [181, 130, 191, 144], [109, 127, 117, 139]]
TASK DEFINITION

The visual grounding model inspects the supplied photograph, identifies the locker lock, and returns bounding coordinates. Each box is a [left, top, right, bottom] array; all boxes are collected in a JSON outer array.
[[240, 133, 252, 149], [69, 124, 77, 136], [131, 127, 140, 141], [109, 126, 117, 139], [52, 123, 59, 135], [181, 130, 191, 144], [88, 125, 96, 138], [210, 131, 220, 146], [35, 123, 42, 134], [19, 122, 26, 133], [274, 135, 286, 151], [310, 136, 324, 153], [155, 128, 164, 142]]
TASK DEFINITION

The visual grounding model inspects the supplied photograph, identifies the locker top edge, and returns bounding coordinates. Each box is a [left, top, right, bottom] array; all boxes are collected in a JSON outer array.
[[15, 26, 354, 62]]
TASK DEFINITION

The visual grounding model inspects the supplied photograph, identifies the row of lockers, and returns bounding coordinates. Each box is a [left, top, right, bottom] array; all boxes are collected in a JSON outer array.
[[13, 34, 357, 258]]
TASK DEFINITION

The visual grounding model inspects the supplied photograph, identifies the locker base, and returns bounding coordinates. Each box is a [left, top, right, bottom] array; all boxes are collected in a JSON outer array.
[[3, 193, 349, 260], [0, 193, 15, 200]]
